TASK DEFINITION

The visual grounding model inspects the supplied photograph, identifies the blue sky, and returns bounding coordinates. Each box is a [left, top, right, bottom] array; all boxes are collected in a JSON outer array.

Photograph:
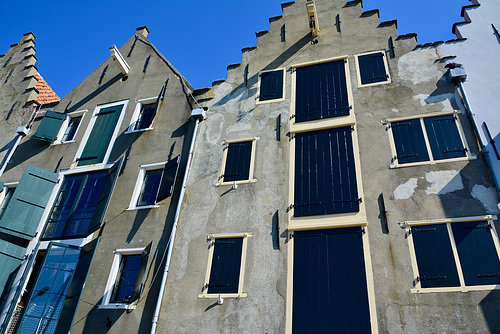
[[1, 0, 471, 97]]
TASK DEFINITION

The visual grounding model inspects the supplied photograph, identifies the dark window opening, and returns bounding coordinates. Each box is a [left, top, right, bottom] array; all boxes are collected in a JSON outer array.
[[358, 52, 389, 85], [207, 238, 243, 294], [134, 103, 157, 130], [62, 117, 82, 142], [259, 70, 283, 102], [223, 141, 253, 183]]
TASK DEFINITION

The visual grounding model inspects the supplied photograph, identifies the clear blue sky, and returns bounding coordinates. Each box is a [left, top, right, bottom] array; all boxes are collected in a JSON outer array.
[[0, 0, 471, 98]]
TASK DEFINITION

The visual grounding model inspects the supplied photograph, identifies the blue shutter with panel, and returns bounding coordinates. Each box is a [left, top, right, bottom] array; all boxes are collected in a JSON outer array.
[[451, 221, 500, 286], [391, 119, 429, 164], [33, 111, 65, 142], [259, 70, 283, 101], [223, 141, 252, 182], [0, 165, 58, 239], [293, 228, 371, 333], [295, 60, 350, 123], [207, 238, 243, 294], [358, 52, 388, 85], [294, 127, 359, 217], [424, 115, 466, 160], [77, 105, 123, 166], [412, 224, 461, 288]]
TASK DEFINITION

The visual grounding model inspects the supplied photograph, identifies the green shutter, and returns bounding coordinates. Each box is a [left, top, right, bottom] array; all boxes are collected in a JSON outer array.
[[0, 239, 25, 309], [0, 165, 59, 239], [0, 181, 4, 189], [77, 105, 123, 166], [87, 157, 123, 234], [33, 110, 65, 142], [56, 238, 100, 334]]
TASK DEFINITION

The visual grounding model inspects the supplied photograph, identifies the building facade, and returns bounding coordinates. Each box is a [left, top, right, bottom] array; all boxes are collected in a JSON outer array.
[[0, 1, 499, 333]]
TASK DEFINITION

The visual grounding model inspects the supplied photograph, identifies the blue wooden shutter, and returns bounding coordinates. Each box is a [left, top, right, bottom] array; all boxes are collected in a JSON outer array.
[[259, 70, 283, 101], [56, 238, 100, 334], [424, 115, 466, 160], [33, 111, 65, 142], [157, 155, 181, 202], [293, 228, 371, 333], [223, 141, 252, 182], [411, 224, 460, 288], [87, 157, 123, 234], [358, 52, 388, 85], [451, 221, 500, 286], [294, 127, 359, 217], [295, 60, 349, 123], [77, 105, 123, 166], [0, 165, 58, 239], [0, 240, 26, 309], [391, 119, 429, 164], [207, 238, 243, 294]]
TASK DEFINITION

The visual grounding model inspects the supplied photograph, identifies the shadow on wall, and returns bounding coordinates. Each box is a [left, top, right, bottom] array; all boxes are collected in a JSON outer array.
[[480, 290, 500, 332], [75, 297, 126, 334]]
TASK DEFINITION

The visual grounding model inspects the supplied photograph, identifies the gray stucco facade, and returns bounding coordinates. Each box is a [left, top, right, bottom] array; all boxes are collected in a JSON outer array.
[[0, 1, 499, 333]]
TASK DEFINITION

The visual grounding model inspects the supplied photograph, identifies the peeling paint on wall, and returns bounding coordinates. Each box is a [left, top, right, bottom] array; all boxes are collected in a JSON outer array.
[[425, 170, 463, 195], [413, 93, 454, 111], [394, 178, 418, 199], [471, 184, 500, 214], [398, 49, 440, 84]]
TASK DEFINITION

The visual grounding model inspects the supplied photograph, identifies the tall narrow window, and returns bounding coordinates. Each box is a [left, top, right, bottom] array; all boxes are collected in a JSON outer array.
[[62, 116, 82, 142], [76, 102, 126, 167], [295, 60, 350, 123], [134, 102, 157, 130], [294, 127, 359, 217]]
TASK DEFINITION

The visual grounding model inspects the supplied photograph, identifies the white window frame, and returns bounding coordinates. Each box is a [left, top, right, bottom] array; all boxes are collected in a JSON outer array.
[[198, 233, 252, 299], [100, 247, 147, 310], [256, 68, 286, 104], [126, 97, 157, 133], [405, 215, 500, 293], [72, 100, 128, 169], [355, 50, 391, 88], [52, 109, 87, 145], [128, 162, 167, 210], [384, 110, 473, 168], [0, 182, 18, 216]]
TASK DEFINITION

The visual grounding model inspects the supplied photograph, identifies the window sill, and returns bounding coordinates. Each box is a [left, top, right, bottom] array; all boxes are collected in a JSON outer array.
[[216, 179, 257, 187], [197, 293, 247, 299], [125, 127, 153, 134], [98, 303, 136, 310], [358, 79, 391, 88], [411, 284, 500, 294], [256, 97, 286, 105], [390, 155, 475, 169], [127, 204, 159, 211]]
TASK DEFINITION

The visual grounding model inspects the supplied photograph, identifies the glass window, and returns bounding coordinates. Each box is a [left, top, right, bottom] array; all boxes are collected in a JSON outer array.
[[62, 116, 82, 142], [111, 254, 142, 303], [134, 103, 157, 131], [137, 169, 163, 206]]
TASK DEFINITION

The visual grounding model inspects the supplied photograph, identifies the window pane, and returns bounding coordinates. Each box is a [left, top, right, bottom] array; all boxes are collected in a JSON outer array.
[[411, 224, 460, 288], [134, 103, 157, 130], [295, 60, 350, 122], [223, 141, 252, 182], [294, 127, 359, 217], [137, 169, 163, 206], [391, 119, 429, 164], [451, 221, 500, 285], [424, 115, 466, 160], [293, 228, 371, 333], [111, 254, 142, 303], [260, 70, 283, 101], [62, 116, 81, 142], [358, 52, 388, 85], [208, 238, 243, 294]]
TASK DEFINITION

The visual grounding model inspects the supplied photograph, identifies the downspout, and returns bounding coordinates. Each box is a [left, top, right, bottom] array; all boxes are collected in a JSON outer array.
[[150, 109, 204, 333], [458, 80, 500, 194]]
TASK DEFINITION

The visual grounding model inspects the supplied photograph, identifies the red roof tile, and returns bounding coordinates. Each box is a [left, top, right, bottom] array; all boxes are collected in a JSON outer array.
[[35, 73, 60, 105]]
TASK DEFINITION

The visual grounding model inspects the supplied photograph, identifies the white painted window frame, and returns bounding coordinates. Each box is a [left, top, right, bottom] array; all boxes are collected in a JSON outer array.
[[405, 215, 500, 293], [127, 162, 167, 210], [72, 100, 128, 169], [99, 247, 147, 310], [52, 109, 87, 145], [126, 97, 157, 133]]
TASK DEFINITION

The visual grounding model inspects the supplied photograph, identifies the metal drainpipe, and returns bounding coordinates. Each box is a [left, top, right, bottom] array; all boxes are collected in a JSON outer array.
[[150, 116, 200, 334], [458, 80, 500, 194], [0, 134, 23, 178]]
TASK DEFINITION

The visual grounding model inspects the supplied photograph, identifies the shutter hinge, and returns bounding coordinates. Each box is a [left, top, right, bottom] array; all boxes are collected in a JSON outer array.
[[351, 126, 355, 132], [344, 59, 348, 63], [290, 114, 295, 119], [359, 197, 363, 203], [290, 134, 295, 140]]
